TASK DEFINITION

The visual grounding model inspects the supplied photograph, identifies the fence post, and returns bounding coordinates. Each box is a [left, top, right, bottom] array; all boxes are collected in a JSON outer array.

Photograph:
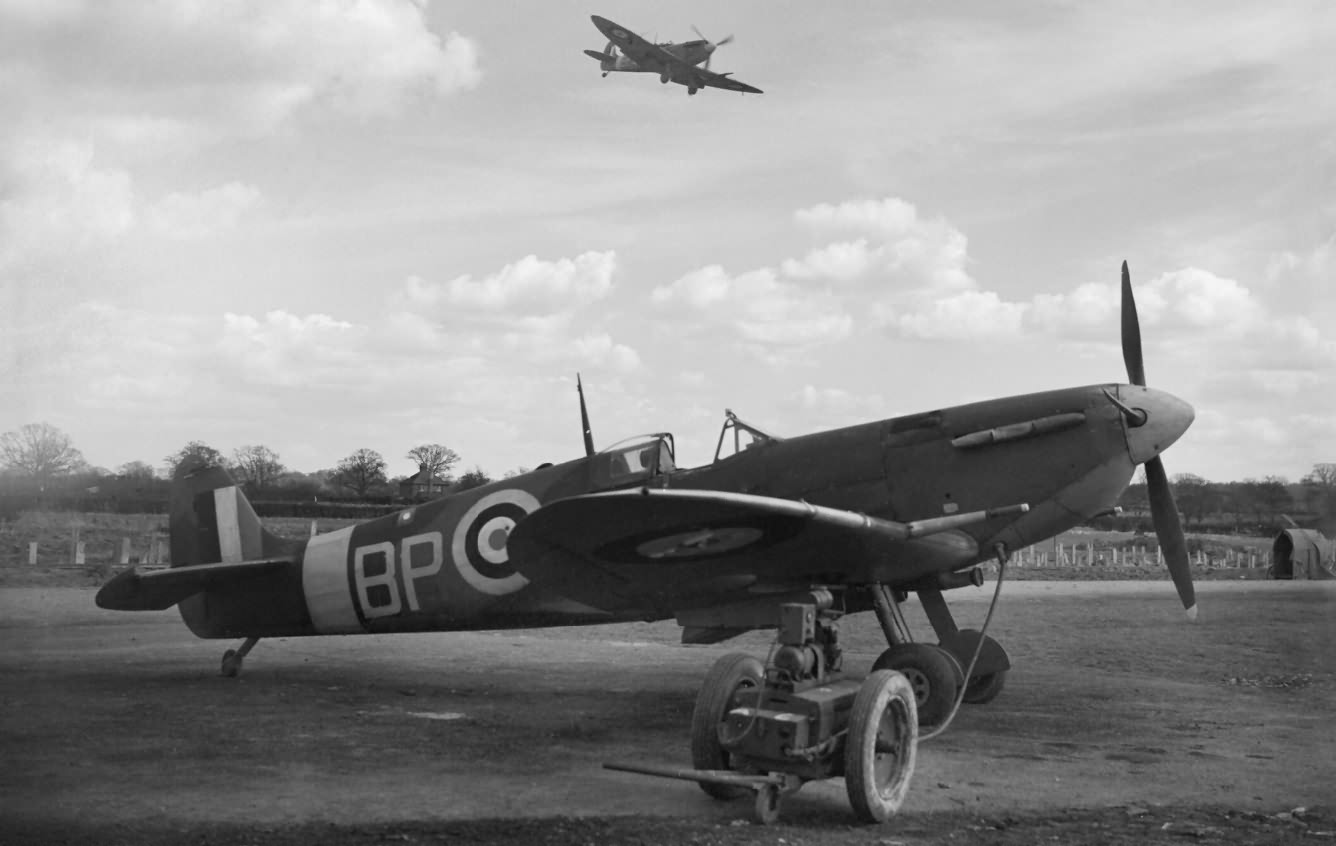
[[28, 542, 38, 565], [74, 541, 86, 565], [120, 537, 131, 565], [310, 520, 318, 537]]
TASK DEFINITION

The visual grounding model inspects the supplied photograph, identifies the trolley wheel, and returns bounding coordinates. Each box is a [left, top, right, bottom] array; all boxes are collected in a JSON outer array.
[[871, 643, 960, 731], [844, 669, 918, 824], [962, 669, 1007, 704], [220, 649, 242, 678], [753, 782, 782, 825], [690, 652, 764, 800]]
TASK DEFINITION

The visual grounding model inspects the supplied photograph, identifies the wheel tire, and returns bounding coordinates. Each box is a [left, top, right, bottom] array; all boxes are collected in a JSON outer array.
[[690, 652, 764, 800], [753, 782, 782, 825], [962, 670, 1007, 704], [220, 649, 241, 678], [871, 644, 959, 731], [844, 669, 918, 824]]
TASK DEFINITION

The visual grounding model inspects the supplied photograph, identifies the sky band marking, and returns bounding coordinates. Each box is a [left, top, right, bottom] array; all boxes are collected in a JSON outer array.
[[302, 526, 362, 633], [213, 486, 242, 563]]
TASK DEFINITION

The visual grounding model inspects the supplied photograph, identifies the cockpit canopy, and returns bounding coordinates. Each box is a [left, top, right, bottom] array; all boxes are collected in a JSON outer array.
[[714, 409, 779, 463], [593, 433, 676, 488]]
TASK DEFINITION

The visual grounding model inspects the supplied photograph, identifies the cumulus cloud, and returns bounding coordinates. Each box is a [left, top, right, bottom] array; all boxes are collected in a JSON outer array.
[[780, 240, 877, 282], [146, 182, 262, 238], [1, 1, 481, 144], [0, 1, 481, 273], [404, 251, 617, 315], [795, 197, 919, 236], [0, 141, 136, 267], [882, 290, 1028, 340], [789, 197, 976, 295], [652, 265, 852, 348], [217, 310, 362, 387], [572, 333, 642, 373]]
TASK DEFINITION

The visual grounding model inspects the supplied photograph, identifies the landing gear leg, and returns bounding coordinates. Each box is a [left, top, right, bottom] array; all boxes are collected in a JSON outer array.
[[221, 637, 259, 678], [868, 567, 1011, 728]]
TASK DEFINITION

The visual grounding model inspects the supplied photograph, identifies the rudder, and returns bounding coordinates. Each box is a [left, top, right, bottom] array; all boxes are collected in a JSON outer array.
[[170, 458, 285, 568]]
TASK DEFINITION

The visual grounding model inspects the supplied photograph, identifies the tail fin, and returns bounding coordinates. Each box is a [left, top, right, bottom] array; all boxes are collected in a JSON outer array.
[[170, 458, 285, 567]]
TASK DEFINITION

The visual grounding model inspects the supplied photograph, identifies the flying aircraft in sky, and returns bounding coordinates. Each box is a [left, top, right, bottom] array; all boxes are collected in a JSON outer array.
[[583, 15, 763, 96], [97, 263, 1195, 732]]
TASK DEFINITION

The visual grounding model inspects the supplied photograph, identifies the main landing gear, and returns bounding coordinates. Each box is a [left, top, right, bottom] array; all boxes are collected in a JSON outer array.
[[220, 637, 259, 677], [867, 549, 1013, 733]]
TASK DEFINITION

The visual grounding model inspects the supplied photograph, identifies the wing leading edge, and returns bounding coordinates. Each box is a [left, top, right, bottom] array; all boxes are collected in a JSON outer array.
[[689, 67, 763, 94], [508, 487, 1025, 613]]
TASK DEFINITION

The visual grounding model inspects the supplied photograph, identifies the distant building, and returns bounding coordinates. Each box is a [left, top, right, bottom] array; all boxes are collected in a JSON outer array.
[[1271, 528, 1336, 580], [398, 464, 451, 500]]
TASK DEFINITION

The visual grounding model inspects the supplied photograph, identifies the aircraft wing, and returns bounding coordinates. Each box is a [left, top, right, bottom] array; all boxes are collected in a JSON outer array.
[[95, 557, 295, 611], [509, 488, 1025, 613], [687, 66, 763, 94], [590, 15, 680, 69]]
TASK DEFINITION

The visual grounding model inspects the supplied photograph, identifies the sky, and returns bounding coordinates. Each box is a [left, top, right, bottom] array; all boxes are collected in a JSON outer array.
[[2, 0, 1333, 484]]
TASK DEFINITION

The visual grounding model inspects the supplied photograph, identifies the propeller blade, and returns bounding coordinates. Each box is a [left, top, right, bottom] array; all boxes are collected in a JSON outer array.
[[718, 34, 734, 46], [1145, 456, 1197, 620], [692, 24, 706, 41], [1120, 261, 1146, 387]]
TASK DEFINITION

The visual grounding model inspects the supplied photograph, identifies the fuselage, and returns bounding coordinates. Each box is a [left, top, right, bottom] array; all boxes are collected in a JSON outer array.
[[180, 382, 1192, 640]]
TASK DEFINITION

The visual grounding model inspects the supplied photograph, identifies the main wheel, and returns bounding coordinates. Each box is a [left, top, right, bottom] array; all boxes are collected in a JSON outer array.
[[962, 670, 1007, 704], [871, 644, 960, 731], [844, 669, 918, 823], [690, 652, 764, 800]]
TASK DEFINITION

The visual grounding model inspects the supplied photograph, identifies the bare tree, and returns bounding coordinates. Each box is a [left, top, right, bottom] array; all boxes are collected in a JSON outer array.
[[164, 441, 227, 476], [0, 422, 86, 487], [231, 445, 284, 491], [1303, 463, 1336, 487], [406, 443, 460, 482], [332, 448, 388, 497], [1301, 463, 1336, 522]]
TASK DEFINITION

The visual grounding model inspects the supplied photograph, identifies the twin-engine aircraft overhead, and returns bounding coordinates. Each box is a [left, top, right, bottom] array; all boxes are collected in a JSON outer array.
[[584, 15, 763, 95], [98, 264, 1195, 730]]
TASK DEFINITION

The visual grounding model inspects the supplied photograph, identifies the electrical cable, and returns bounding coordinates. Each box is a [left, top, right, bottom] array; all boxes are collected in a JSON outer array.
[[919, 544, 1008, 742]]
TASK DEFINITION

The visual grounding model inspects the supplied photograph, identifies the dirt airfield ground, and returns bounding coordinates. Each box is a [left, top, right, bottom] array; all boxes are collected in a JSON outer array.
[[1, 579, 1333, 845]]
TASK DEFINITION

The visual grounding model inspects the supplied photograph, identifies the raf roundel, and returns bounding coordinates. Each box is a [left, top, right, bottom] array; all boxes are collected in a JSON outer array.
[[452, 489, 540, 596]]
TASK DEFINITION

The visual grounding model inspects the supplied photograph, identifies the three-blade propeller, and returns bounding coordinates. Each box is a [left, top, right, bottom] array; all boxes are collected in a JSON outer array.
[[691, 25, 734, 70], [1120, 261, 1197, 621]]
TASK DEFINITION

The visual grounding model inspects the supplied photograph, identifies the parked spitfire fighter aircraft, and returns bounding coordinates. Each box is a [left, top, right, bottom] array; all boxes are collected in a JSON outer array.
[[98, 264, 1196, 731], [583, 15, 763, 96]]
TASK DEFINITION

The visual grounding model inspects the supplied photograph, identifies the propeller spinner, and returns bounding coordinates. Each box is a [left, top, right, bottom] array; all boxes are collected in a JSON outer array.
[[1119, 261, 1198, 621], [691, 24, 734, 70]]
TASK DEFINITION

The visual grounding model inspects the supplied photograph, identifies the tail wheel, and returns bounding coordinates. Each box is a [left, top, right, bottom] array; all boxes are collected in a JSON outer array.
[[690, 652, 763, 800], [844, 669, 918, 823], [220, 649, 242, 678], [871, 643, 960, 731]]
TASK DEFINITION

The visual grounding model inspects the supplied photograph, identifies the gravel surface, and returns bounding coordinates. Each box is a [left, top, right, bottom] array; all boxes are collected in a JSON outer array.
[[1, 581, 1332, 844]]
